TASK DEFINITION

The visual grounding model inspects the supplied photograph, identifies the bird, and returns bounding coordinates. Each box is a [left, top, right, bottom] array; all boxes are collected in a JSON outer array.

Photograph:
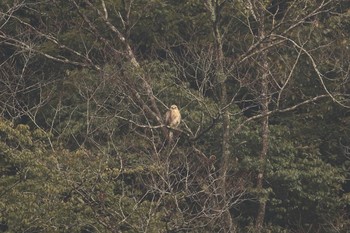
[[165, 105, 181, 128], [164, 105, 181, 141]]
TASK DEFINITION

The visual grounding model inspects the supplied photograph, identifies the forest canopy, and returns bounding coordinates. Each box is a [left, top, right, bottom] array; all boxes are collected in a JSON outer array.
[[0, 0, 349, 232]]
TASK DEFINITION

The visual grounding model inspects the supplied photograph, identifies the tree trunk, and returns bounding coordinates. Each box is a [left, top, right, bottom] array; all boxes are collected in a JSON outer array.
[[206, 0, 235, 231], [255, 57, 270, 232], [254, 1, 270, 230]]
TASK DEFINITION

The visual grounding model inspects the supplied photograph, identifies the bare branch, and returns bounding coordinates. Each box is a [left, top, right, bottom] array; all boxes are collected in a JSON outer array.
[[273, 34, 350, 108]]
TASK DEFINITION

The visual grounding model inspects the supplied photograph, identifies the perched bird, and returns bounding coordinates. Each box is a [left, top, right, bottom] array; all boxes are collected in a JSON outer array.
[[164, 105, 181, 141], [165, 105, 181, 128]]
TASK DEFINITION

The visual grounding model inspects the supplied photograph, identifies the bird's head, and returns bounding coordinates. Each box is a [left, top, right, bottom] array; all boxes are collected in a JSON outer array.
[[170, 105, 178, 110]]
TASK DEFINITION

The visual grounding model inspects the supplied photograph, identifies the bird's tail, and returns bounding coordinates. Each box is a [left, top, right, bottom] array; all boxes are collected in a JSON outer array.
[[168, 131, 173, 142]]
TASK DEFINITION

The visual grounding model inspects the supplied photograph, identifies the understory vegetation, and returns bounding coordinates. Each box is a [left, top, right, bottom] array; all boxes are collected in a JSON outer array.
[[0, 0, 349, 232]]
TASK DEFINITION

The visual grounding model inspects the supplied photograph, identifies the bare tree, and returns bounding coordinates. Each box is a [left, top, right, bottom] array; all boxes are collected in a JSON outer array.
[[0, 0, 349, 232], [165, 0, 349, 232]]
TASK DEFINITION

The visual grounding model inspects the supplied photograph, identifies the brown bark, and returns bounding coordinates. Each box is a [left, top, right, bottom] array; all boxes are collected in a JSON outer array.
[[206, 0, 235, 231], [255, 58, 270, 232], [253, 1, 270, 231]]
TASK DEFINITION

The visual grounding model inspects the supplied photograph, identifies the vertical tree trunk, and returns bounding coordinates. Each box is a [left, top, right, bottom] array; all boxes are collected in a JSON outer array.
[[206, 1, 235, 231], [254, 1, 270, 231], [207, 0, 231, 186], [255, 58, 270, 232]]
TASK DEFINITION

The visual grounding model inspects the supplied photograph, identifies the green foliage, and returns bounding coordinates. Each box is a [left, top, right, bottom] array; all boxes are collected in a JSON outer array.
[[1, 0, 349, 232], [0, 118, 166, 232]]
